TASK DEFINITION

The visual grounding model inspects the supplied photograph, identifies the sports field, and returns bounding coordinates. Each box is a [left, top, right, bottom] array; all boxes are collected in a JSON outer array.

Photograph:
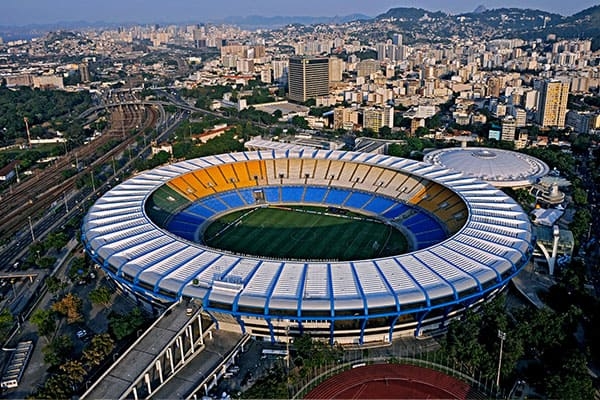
[[202, 206, 408, 261]]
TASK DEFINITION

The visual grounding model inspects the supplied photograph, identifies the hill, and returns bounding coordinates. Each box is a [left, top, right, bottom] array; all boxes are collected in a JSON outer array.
[[375, 5, 600, 49]]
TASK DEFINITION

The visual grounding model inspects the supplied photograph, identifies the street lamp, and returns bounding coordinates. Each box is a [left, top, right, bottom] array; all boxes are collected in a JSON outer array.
[[285, 324, 290, 371], [496, 330, 506, 390], [28, 216, 35, 242]]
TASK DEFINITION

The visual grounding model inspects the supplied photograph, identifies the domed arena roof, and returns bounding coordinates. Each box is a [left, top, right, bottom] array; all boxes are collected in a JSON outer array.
[[423, 147, 549, 188]]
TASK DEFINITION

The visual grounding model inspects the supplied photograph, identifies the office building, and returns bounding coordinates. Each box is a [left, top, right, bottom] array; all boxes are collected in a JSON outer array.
[[288, 56, 329, 103]]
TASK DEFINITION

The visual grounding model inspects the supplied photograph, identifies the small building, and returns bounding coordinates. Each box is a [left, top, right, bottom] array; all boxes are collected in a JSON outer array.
[[0, 161, 18, 182], [1, 341, 34, 389], [191, 124, 230, 144], [151, 142, 173, 157]]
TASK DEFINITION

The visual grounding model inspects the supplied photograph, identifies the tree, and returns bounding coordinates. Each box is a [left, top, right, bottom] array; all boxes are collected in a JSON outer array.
[[544, 351, 595, 400], [42, 335, 73, 367], [441, 296, 517, 381], [89, 286, 112, 306], [35, 374, 71, 399], [38, 256, 57, 269], [108, 307, 147, 340], [0, 308, 14, 341], [293, 334, 342, 370], [0, 308, 13, 331], [291, 115, 309, 129], [60, 360, 87, 384], [572, 187, 588, 206], [570, 208, 592, 245], [242, 366, 289, 399], [426, 114, 442, 130], [514, 188, 536, 209], [68, 256, 88, 280], [378, 126, 392, 138], [52, 293, 83, 324], [45, 232, 69, 251], [82, 333, 115, 367], [272, 109, 283, 120], [45, 276, 66, 294], [31, 309, 57, 338]]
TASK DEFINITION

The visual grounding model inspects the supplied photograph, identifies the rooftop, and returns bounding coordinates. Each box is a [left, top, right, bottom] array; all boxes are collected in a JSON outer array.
[[423, 147, 549, 188]]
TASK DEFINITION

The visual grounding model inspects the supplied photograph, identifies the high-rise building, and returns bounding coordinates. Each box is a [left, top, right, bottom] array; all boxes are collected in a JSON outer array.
[[356, 59, 380, 78], [236, 59, 254, 74], [487, 76, 501, 98], [329, 57, 344, 82], [260, 68, 272, 84], [272, 60, 289, 83], [79, 62, 91, 83], [376, 42, 399, 62], [510, 106, 527, 127], [392, 33, 403, 47], [288, 56, 329, 103], [536, 79, 569, 128], [501, 116, 517, 142]]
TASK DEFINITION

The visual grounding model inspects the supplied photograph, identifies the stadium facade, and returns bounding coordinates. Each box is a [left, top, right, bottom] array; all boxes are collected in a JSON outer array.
[[82, 150, 533, 345]]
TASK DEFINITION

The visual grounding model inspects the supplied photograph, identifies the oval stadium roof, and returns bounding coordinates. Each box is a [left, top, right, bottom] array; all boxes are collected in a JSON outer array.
[[82, 150, 532, 321]]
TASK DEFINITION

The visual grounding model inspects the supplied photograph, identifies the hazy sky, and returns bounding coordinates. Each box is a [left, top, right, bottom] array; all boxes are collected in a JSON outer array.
[[2, 0, 599, 26]]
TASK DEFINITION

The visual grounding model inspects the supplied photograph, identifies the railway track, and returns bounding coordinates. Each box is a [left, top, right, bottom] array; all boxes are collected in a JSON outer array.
[[0, 103, 158, 244]]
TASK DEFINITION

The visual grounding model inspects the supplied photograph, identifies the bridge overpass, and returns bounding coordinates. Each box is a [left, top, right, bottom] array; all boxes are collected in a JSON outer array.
[[81, 300, 246, 400]]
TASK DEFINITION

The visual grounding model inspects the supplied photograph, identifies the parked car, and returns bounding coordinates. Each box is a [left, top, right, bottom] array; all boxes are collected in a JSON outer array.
[[76, 329, 88, 339]]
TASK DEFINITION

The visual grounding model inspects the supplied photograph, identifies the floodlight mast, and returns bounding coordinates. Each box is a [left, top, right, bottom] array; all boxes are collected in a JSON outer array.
[[496, 330, 507, 390]]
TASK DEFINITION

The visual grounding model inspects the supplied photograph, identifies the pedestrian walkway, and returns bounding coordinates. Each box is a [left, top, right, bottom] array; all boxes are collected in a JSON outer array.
[[149, 329, 244, 399]]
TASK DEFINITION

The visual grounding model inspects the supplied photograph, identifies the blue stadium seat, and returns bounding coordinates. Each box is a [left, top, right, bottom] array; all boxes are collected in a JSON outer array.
[[344, 192, 373, 209], [324, 188, 350, 206], [303, 187, 328, 203], [382, 203, 409, 219], [167, 218, 197, 241], [219, 192, 246, 209], [281, 186, 304, 202], [263, 187, 280, 203], [202, 197, 229, 213], [365, 197, 398, 215], [403, 211, 446, 249], [238, 188, 258, 205], [402, 213, 430, 227], [178, 211, 206, 225], [187, 203, 217, 219]]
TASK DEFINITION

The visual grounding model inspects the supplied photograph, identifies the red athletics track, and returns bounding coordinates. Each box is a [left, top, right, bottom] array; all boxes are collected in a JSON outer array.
[[305, 363, 482, 399]]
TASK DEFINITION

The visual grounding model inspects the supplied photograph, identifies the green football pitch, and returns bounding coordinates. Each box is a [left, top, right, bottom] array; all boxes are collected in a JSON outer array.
[[202, 206, 408, 261]]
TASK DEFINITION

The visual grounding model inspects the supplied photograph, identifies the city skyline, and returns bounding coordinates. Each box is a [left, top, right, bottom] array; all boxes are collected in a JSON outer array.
[[1, 0, 599, 26]]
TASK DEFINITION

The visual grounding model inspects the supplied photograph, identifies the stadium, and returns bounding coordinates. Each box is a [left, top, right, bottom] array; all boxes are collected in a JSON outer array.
[[81, 150, 533, 345]]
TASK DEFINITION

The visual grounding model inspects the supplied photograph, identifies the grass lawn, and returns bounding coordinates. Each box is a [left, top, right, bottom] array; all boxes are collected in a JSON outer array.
[[202, 206, 408, 261]]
